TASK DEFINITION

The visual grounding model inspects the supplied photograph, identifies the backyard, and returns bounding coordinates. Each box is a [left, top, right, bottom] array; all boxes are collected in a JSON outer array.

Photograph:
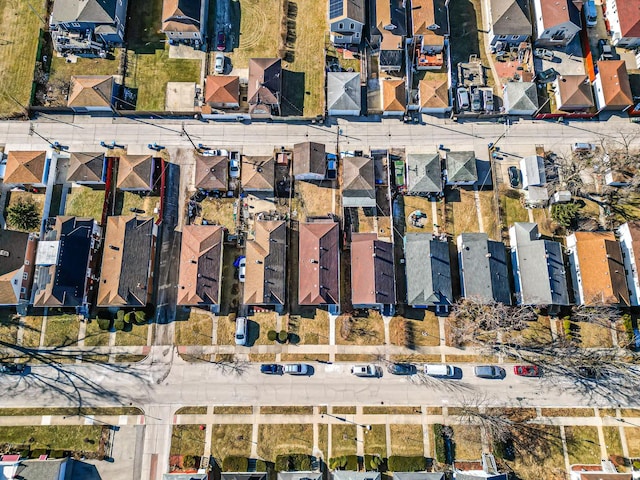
[[444, 187, 480, 236], [64, 187, 105, 222], [5, 191, 46, 232]]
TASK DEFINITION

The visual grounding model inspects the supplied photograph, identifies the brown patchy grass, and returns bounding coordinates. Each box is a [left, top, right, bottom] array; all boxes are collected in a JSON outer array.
[[391, 354, 443, 363], [363, 406, 421, 415], [258, 424, 313, 460], [364, 424, 387, 456], [175, 309, 213, 346], [64, 187, 105, 222], [404, 196, 434, 233], [280, 353, 330, 362], [249, 353, 277, 362], [334, 354, 378, 362], [289, 309, 330, 345], [170, 424, 206, 456], [214, 406, 253, 415], [564, 426, 601, 464], [216, 313, 238, 345], [503, 425, 566, 480], [199, 198, 237, 234], [478, 189, 499, 238], [603, 427, 623, 457], [332, 406, 356, 414], [114, 323, 149, 347], [331, 424, 357, 457], [389, 424, 424, 456], [82, 320, 111, 347], [625, 427, 640, 456], [211, 424, 253, 460], [620, 409, 640, 417], [451, 425, 483, 460], [575, 322, 613, 348], [176, 407, 208, 415], [260, 406, 313, 414], [296, 181, 336, 219], [43, 315, 79, 347], [540, 408, 595, 417], [445, 187, 480, 236], [389, 312, 441, 347], [336, 311, 385, 345], [318, 423, 328, 458]]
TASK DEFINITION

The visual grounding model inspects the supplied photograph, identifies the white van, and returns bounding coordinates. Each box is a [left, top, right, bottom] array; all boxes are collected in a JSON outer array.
[[235, 316, 247, 346], [424, 364, 455, 378], [585, 0, 597, 27]]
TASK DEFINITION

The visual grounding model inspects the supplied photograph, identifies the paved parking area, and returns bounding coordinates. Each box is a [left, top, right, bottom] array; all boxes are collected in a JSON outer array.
[[534, 37, 586, 76]]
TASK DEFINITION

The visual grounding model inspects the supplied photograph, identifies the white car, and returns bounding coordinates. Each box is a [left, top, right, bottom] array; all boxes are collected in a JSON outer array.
[[238, 257, 246, 282], [214, 52, 225, 74], [229, 158, 240, 178], [235, 316, 247, 346], [351, 364, 381, 378], [283, 364, 310, 375]]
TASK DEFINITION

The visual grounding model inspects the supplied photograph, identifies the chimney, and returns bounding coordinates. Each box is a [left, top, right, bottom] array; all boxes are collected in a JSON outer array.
[[108, 244, 119, 250]]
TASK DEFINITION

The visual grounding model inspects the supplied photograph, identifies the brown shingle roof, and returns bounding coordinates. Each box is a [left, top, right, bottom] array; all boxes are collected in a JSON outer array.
[[195, 155, 228, 190], [177, 225, 224, 306], [597, 60, 633, 108], [298, 220, 340, 305], [293, 142, 326, 177], [382, 79, 406, 112], [247, 58, 282, 111], [66, 152, 105, 183], [573, 231, 629, 306], [162, 0, 201, 33], [244, 220, 287, 305], [204, 76, 240, 106], [419, 77, 449, 109], [117, 154, 154, 190], [67, 76, 114, 108], [0, 229, 31, 305], [4, 151, 47, 185], [412, 0, 446, 43], [556, 75, 594, 110], [351, 233, 396, 306], [539, 0, 571, 27], [613, 0, 640, 39], [241, 156, 275, 191]]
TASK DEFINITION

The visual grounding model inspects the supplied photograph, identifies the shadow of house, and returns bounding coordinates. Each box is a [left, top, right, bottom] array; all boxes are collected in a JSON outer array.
[[281, 70, 305, 116]]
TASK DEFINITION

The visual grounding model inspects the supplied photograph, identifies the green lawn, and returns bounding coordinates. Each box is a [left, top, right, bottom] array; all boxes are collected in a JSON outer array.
[[64, 187, 105, 222], [43, 315, 79, 347], [500, 189, 529, 228], [114, 192, 161, 220], [0, 425, 103, 452], [565, 426, 601, 464]]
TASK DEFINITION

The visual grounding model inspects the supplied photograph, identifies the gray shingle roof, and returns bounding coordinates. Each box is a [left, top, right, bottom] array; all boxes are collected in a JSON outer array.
[[406, 153, 442, 194], [404, 233, 453, 307], [333, 472, 381, 480], [327, 72, 361, 113], [221, 474, 266, 480], [520, 155, 545, 188], [17, 458, 68, 480], [446, 151, 477, 183], [342, 156, 376, 207], [394, 474, 445, 480], [504, 82, 538, 114], [490, 0, 531, 35], [52, 0, 117, 23], [278, 472, 323, 480]]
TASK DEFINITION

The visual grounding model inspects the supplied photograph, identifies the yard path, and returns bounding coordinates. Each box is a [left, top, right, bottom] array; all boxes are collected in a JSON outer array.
[[473, 186, 484, 232]]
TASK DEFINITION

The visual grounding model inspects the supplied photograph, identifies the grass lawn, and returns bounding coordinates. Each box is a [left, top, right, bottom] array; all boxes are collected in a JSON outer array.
[[389, 312, 441, 347], [445, 187, 480, 236], [331, 424, 357, 457], [332, 407, 356, 414], [603, 427, 623, 458], [214, 406, 253, 414], [389, 424, 424, 456], [620, 409, 640, 417], [564, 426, 601, 464], [0, 0, 46, 116], [20, 316, 43, 348], [288, 310, 330, 345], [532, 208, 555, 237], [0, 425, 103, 451], [170, 424, 206, 456], [478, 189, 499, 238], [215, 314, 238, 346], [114, 192, 161, 220], [575, 322, 613, 348], [364, 424, 387, 457], [64, 187, 105, 222], [257, 424, 313, 460], [260, 406, 313, 414], [540, 408, 594, 417], [296, 182, 336, 220], [82, 321, 111, 347], [0, 407, 140, 416], [499, 188, 528, 228], [114, 323, 149, 347], [6, 192, 45, 232], [175, 309, 214, 346], [199, 198, 237, 234], [626, 427, 640, 457], [252, 312, 278, 346], [210, 424, 253, 460], [43, 315, 79, 347], [503, 426, 566, 480], [176, 407, 207, 414], [0, 314, 19, 345], [363, 406, 421, 415], [336, 312, 385, 345], [318, 423, 328, 458], [451, 425, 482, 460], [404, 196, 434, 234]]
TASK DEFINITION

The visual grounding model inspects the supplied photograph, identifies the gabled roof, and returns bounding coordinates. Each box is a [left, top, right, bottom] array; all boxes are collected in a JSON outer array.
[[221, 475, 265, 480], [342, 156, 375, 206], [32, 216, 97, 307], [503, 82, 538, 113], [117, 154, 154, 190], [571, 231, 629, 305], [162, 0, 201, 32], [406, 153, 442, 194], [66, 152, 105, 183], [373, 0, 407, 43], [597, 60, 633, 108], [247, 58, 282, 110], [205, 76, 240, 105], [278, 473, 323, 480], [509, 222, 569, 305], [244, 220, 287, 305], [0, 230, 30, 305], [538, 0, 580, 28], [520, 155, 546, 187], [490, 0, 531, 35], [329, 0, 365, 23], [17, 458, 69, 480], [419, 77, 449, 110], [333, 471, 381, 480], [52, 0, 117, 23], [67, 76, 114, 108], [351, 233, 396, 306], [412, 0, 448, 41], [195, 154, 228, 190], [613, 0, 640, 38], [327, 72, 361, 113], [299, 220, 340, 305], [382, 79, 406, 112], [457, 233, 511, 304], [394, 474, 445, 480], [177, 225, 224, 305], [97, 215, 154, 307], [556, 75, 594, 110], [241, 156, 275, 191], [4, 151, 47, 185], [446, 151, 477, 183], [293, 142, 326, 177], [405, 233, 452, 306]]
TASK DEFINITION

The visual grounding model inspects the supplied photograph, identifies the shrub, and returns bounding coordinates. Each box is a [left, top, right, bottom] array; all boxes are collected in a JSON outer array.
[[278, 330, 289, 343], [633, 460, 640, 470], [49, 450, 65, 458], [124, 311, 135, 324], [622, 314, 635, 346], [364, 454, 383, 471], [275, 454, 312, 471], [183, 454, 198, 469], [134, 310, 147, 325], [97, 318, 112, 331], [267, 330, 277, 342], [551, 202, 581, 228], [29, 449, 48, 459], [387, 456, 427, 472], [563, 319, 573, 339], [329, 456, 347, 469], [433, 424, 446, 464], [255, 460, 270, 472], [6, 199, 40, 231], [222, 456, 248, 472]]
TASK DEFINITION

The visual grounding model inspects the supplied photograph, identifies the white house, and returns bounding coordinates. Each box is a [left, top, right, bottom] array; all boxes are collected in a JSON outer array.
[[520, 155, 545, 189], [532, 0, 581, 47], [618, 221, 640, 306]]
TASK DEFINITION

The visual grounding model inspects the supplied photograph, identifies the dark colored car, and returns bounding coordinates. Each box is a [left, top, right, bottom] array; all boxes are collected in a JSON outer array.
[[387, 363, 417, 375], [513, 365, 541, 377], [0, 364, 27, 375], [508, 166, 519, 188], [260, 364, 282, 375], [598, 39, 615, 61], [537, 68, 558, 83], [216, 32, 226, 51], [577, 366, 599, 379], [474, 365, 505, 379]]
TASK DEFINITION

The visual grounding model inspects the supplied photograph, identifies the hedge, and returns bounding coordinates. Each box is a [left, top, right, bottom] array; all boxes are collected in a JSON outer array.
[[329, 455, 358, 470], [97, 318, 112, 331], [275, 454, 312, 471], [364, 454, 384, 471], [222, 456, 248, 472], [433, 424, 446, 464], [387, 456, 427, 472], [134, 310, 147, 325]]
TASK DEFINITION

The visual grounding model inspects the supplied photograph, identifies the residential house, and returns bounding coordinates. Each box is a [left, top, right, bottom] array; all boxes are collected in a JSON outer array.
[[569, 462, 631, 480], [177, 225, 224, 311], [328, 0, 366, 45], [204, 76, 240, 109], [161, 0, 208, 47], [553, 75, 595, 111], [406, 153, 442, 195], [342, 155, 376, 207], [298, 219, 340, 311], [248, 58, 282, 116], [96, 215, 156, 307], [0, 230, 37, 307], [418, 76, 451, 113], [605, 169, 633, 187], [605, 0, 640, 48], [532, 0, 581, 47], [32, 216, 101, 312], [509, 222, 570, 306], [351, 233, 396, 313], [279, 473, 322, 480], [327, 72, 361, 116], [241, 156, 275, 193], [370, 0, 407, 72], [617, 221, 640, 306], [394, 474, 445, 480], [404, 233, 453, 312], [195, 154, 228, 191], [67, 75, 115, 111], [117, 154, 156, 191], [523, 185, 549, 207], [382, 79, 406, 116], [594, 60, 633, 111], [164, 474, 210, 480], [221, 474, 264, 480], [333, 471, 381, 480], [66, 152, 106, 185], [293, 142, 326, 181], [503, 82, 538, 115], [487, 0, 532, 46], [566, 231, 629, 306], [50, 0, 128, 55], [457, 233, 511, 304], [519, 155, 545, 189], [453, 456, 508, 480], [445, 151, 477, 185], [3, 150, 49, 188], [243, 220, 287, 310], [15, 457, 71, 480], [411, 0, 448, 69]]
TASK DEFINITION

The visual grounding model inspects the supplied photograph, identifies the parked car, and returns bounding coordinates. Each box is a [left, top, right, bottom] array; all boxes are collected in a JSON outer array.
[[585, 0, 597, 27], [534, 48, 554, 61], [229, 156, 240, 178], [537, 68, 558, 83], [326, 153, 338, 180], [0, 364, 26, 375], [508, 166, 520, 188], [481, 88, 494, 112], [216, 32, 226, 51], [456, 86, 470, 110], [201, 149, 229, 157], [572, 142, 596, 153], [471, 89, 482, 112], [513, 365, 541, 377], [387, 363, 417, 375], [351, 364, 382, 378], [424, 364, 455, 378], [474, 365, 504, 379], [235, 316, 247, 346], [599, 39, 615, 61], [214, 52, 225, 74], [260, 364, 282, 375], [577, 366, 599, 379], [283, 363, 310, 375], [238, 257, 246, 283]]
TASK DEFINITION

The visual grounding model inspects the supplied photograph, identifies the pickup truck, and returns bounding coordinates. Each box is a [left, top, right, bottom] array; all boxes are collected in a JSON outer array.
[[351, 364, 382, 378]]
